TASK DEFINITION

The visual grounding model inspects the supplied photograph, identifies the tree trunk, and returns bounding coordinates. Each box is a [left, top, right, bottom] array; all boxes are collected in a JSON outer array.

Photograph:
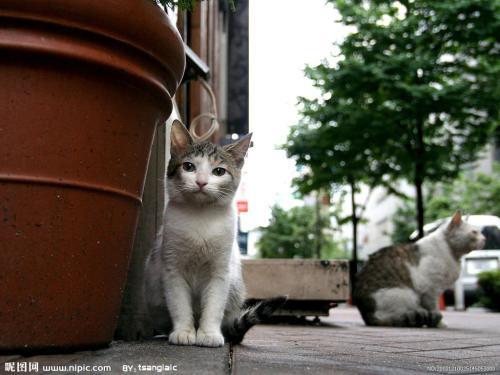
[[314, 191, 322, 259], [415, 118, 425, 239], [350, 181, 358, 266], [349, 179, 358, 299], [415, 177, 424, 239]]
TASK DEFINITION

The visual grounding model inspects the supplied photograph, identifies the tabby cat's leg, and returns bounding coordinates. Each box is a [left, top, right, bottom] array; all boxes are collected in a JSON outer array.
[[222, 280, 245, 328], [420, 293, 443, 328], [372, 287, 423, 327], [164, 273, 196, 345], [197, 274, 230, 347], [403, 308, 429, 327]]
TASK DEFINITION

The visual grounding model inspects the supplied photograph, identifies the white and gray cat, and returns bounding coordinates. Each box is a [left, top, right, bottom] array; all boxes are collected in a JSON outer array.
[[144, 120, 285, 347], [355, 211, 485, 327]]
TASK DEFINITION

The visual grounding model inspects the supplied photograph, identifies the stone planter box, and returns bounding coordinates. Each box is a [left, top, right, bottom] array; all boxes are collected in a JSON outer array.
[[242, 259, 350, 316]]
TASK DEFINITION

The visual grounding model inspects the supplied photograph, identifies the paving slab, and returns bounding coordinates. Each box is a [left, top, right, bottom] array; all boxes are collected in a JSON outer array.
[[0, 357, 21, 365], [1, 340, 230, 375], [231, 307, 500, 375], [2, 307, 499, 374]]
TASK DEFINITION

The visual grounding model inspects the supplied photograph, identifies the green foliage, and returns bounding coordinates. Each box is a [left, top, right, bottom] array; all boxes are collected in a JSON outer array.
[[285, 0, 499, 231], [390, 202, 417, 244], [391, 163, 500, 243], [155, 0, 198, 11], [256, 205, 347, 259], [155, 0, 235, 11], [428, 163, 500, 219], [477, 269, 500, 311]]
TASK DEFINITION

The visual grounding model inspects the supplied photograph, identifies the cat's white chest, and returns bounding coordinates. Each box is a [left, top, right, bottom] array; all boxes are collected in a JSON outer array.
[[165, 204, 235, 254], [410, 243, 460, 294]]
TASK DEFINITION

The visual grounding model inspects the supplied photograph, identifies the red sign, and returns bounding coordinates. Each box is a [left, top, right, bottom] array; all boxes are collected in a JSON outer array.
[[237, 200, 248, 213]]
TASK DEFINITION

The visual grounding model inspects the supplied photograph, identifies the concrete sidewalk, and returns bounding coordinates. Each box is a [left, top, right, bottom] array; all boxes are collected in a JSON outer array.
[[233, 307, 500, 374], [0, 339, 230, 375], [1, 307, 499, 374]]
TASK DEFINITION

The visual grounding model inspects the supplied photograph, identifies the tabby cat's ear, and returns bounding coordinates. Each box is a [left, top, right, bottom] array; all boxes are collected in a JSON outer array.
[[223, 133, 253, 167], [448, 211, 462, 230], [170, 120, 192, 155]]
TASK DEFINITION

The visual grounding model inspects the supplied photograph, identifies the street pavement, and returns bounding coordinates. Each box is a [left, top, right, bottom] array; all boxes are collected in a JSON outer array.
[[1, 307, 499, 374], [233, 307, 500, 374]]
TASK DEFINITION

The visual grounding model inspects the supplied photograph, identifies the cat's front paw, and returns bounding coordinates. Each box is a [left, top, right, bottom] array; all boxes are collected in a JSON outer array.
[[169, 328, 196, 345], [427, 310, 443, 328], [436, 320, 448, 328], [196, 329, 224, 347]]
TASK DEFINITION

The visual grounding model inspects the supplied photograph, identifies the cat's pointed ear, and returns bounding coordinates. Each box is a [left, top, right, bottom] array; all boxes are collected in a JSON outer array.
[[224, 133, 253, 167], [448, 211, 462, 230], [170, 120, 192, 155]]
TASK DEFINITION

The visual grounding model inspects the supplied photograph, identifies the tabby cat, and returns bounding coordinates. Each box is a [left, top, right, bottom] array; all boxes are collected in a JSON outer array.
[[355, 211, 485, 327], [144, 120, 285, 347]]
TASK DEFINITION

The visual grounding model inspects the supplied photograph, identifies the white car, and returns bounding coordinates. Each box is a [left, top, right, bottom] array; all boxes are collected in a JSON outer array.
[[455, 249, 500, 308], [409, 215, 500, 241], [410, 215, 500, 308]]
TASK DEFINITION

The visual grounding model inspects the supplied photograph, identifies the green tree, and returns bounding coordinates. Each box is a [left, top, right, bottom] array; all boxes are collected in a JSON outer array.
[[286, 0, 499, 241], [256, 204, 347, 259], [287, 123, 379, 266], [477, 270, 500, 311], [391, 163, 500, 242], [390, 201, 418, 244]]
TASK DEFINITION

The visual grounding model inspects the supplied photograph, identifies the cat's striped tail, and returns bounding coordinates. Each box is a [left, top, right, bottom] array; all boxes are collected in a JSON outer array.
[[223, 296, 287, 344]]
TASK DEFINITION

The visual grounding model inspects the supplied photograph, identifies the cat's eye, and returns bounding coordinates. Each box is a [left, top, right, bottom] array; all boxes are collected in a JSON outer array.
[[212, 167, 226, 176], [182, 162, 195, 172]]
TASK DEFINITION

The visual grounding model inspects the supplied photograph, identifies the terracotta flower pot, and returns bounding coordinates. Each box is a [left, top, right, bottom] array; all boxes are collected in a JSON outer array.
[[0, 0, 184, 351]]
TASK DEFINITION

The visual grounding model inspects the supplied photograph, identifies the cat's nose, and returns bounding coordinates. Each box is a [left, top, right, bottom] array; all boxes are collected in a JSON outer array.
[[196, 181, 208, 189]]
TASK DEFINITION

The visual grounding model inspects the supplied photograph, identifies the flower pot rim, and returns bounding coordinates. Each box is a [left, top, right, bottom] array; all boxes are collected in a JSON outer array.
[[0, 0, 185, 93]]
